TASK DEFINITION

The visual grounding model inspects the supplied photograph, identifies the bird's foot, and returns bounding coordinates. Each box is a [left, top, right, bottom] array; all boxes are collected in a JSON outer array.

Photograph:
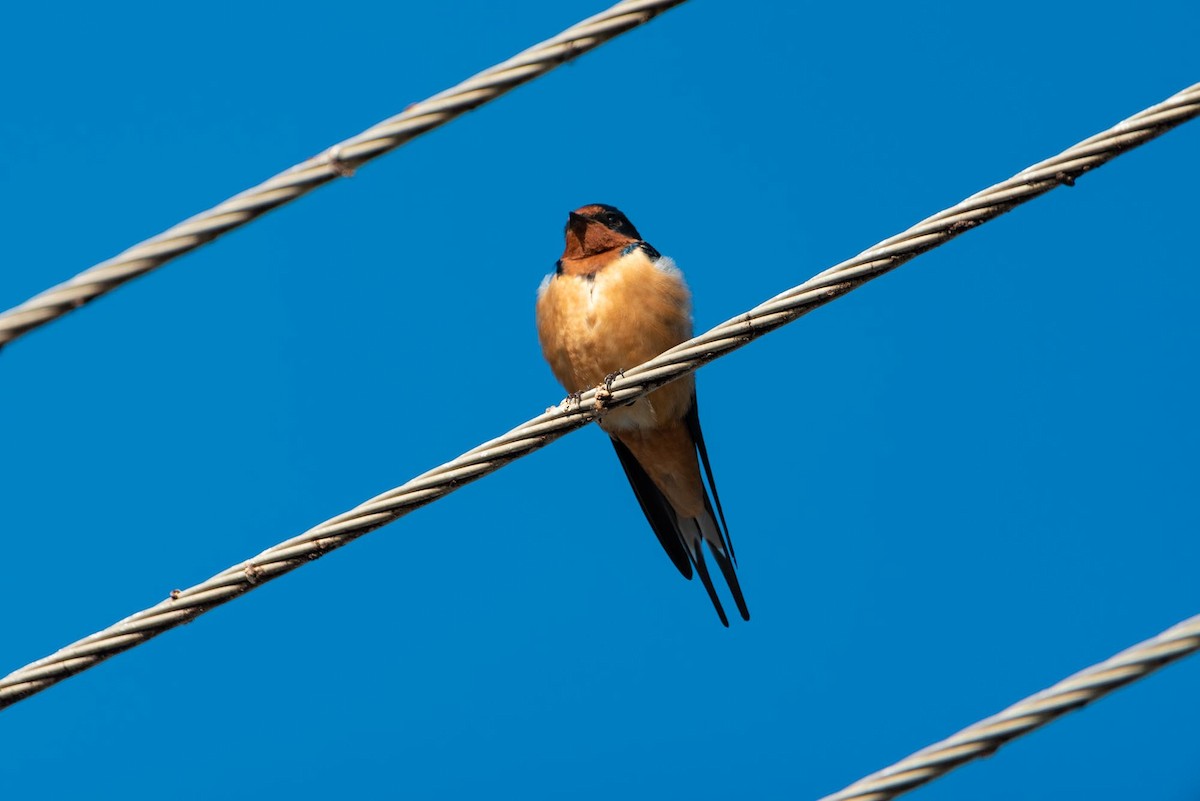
[[593, 370, 624, 412], [550, 390, 583, 414]]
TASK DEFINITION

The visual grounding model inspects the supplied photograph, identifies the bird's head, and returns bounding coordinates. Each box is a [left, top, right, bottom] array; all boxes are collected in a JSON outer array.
[[561, 204, 643, 260]]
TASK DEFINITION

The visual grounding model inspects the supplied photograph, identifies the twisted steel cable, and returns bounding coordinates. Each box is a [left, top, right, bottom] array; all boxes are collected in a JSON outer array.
[[817, 613, 1200, 801], [0, 0, 688, 349], [1, 82, 1197, 712]]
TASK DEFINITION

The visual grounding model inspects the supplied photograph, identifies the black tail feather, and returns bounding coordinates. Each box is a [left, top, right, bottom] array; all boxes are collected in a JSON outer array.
[[689, 543, 730, 627], [708, 540, 750, 622]]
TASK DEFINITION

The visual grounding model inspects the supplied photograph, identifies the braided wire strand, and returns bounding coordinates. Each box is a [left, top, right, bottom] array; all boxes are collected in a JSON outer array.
[[1, 82, 1197, 711], [0, 0, 688, 348], [817, 614, 1200, 801]]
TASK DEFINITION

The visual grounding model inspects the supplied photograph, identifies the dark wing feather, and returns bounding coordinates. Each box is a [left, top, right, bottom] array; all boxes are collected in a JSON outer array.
[[685, 395, 736, 565], [687, 395, 750, 621], [610, 437, 693, 580]]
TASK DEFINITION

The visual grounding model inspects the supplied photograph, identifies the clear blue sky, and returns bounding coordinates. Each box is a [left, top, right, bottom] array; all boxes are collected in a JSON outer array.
[[2, 2, 1197, 799]]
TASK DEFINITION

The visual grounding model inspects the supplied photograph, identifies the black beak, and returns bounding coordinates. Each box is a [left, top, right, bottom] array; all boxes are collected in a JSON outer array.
[[566, 211, 590, 237]]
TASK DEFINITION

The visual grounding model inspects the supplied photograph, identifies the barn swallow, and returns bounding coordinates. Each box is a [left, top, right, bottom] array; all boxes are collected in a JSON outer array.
[[535, 204, 749, 626]]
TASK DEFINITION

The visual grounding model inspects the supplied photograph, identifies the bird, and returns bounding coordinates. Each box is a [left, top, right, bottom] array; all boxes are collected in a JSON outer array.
[[535, 204, 749, 626]]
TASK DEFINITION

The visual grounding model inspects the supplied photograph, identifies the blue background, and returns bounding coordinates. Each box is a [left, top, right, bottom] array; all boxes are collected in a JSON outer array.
[[1, 2, 1197, 799]]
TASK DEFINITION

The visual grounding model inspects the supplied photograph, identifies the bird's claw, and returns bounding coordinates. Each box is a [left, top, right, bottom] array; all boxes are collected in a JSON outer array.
[[564, 390, 583, 410], [593, 371, 625, 412]]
